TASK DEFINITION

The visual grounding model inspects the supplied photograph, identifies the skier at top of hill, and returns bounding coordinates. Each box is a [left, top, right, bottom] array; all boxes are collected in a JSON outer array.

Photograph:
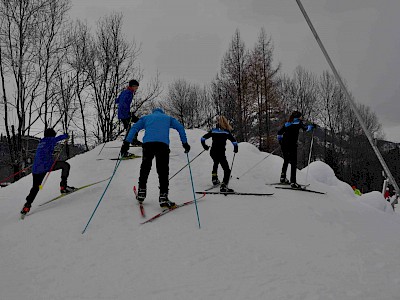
[[277, 111, 315, 189], [201, 115, 238, 193], [116, 79, 141, 158]]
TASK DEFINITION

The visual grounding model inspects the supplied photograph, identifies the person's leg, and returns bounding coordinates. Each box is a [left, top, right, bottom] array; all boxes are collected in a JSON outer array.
[[138, 143, 155, 190], [154, 143, 170, 195], [25, 173, 46, 206], [289, 148, 298, 184], [53, 161, 70, 186], [280, 147, 290, 182], [210, 151, 220, 184], [219, 154, 231, 185]]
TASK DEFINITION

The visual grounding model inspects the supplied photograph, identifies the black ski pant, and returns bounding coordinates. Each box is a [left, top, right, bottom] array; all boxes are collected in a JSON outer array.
[[138, 142, 169, 194], [210, 150, 231, 185], [25, 161, 70, 205], [281, 145, 298, 183], [120, 118, 139, 155]]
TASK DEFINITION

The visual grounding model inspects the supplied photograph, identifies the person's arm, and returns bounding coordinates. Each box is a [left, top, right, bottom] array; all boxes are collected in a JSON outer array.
[[125, 118, 145, 143], [277, 125, 286, 143], [200, 131, 212, 150], [170, 117, 190, 152], [55, 134, 68, 143], [130, 112, 139, 123], [170, 118, 188, 144], [227, 132, 238, 153]]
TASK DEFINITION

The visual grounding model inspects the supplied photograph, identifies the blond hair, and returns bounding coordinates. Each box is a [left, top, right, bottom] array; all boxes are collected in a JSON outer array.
[[217, 116, 233, 131]]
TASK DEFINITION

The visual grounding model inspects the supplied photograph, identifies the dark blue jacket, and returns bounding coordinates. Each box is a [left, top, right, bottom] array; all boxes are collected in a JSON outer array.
[[125, 108, 187, 145], [116, 89, 134, 120], [32, 134, 68, 174]]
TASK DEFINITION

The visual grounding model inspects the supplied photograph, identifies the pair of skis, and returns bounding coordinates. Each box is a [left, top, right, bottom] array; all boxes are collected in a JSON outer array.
[[267, 182, 325, 194], [133, 186, 206, 224], [20, 178, 111, 219]]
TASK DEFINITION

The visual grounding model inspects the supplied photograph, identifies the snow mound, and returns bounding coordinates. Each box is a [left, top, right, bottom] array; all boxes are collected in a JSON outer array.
[[359, 191, 394, 214]]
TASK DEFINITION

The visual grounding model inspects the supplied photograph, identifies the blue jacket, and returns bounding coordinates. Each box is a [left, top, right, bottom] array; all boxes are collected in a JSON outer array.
[[125, 108, 188, 145], [116, 89, 134, 120], [32, 134, 68, 174]]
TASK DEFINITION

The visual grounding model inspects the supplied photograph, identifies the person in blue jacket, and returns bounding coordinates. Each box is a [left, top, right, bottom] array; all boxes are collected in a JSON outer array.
[[201, 116, 238, 193], [277, 111, 314, 188], [116, 79, 141, 157], [21, 128, 76, 215], [124, 108, 190, 208]]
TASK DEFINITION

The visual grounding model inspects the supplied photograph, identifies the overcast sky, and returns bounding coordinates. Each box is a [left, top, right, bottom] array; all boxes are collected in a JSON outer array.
[[70, 0, 400, 143]]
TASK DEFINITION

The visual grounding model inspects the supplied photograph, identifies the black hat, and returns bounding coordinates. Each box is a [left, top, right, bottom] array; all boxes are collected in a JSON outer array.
[[44, 128, 56, 137], [128, 79, 139, 87], [291, 111, 302, 119]]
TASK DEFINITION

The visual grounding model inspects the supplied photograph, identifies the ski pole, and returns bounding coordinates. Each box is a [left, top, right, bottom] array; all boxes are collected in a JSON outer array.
[[169, 149, 206, 181], [39, 141, 66, 190], [186, 152, 201, 229], [82, 153, 122, 234], [0, 165, 32, 185], [305, 130, 315, 185], [236, 146, 280, 180], [229, 153, 236, 180]]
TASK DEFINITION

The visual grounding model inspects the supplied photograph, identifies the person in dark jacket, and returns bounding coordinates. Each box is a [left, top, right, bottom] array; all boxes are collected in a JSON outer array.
[[20, 128, 76, 215], [116, 79, 141, 157], [201, 116, 238, 193], [124, 108, 190, 208], [277, 111, 314, 188]]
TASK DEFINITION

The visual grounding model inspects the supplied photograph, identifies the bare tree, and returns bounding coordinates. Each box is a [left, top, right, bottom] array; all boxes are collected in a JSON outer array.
[[67, 20, 92, 150], [0, 0, 71, 175], [85, 12, 141, 143]]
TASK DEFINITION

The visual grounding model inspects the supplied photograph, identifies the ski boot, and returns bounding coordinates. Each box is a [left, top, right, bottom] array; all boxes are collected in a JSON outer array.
[[280, 173, 289, 184], [20, 202, 31, 216], [121, 152, 137, 160], [212, 173, 220, 186], [220, 183, 234, 193], [60, 185, 77, 194], [159, 193, 176, 209], [290, 182, 301, 189], [136, 188, 146, 203]]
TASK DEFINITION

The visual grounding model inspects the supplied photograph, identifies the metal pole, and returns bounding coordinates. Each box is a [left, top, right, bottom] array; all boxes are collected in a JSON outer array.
[[295, 0, 400, 207]]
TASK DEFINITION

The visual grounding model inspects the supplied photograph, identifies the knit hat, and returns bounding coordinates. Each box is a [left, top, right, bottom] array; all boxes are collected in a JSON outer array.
[[44, 128, 56, 137], [292, 111, 302, 119], [128, 79, 139, 87]]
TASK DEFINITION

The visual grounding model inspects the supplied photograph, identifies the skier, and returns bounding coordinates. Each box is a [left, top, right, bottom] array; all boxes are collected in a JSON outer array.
[[277, 111, 314, 189], [116, 79, 141, 158], [20, 128, 76, 216], [124, 108, 190, 208], [201, 116, 238, 193]]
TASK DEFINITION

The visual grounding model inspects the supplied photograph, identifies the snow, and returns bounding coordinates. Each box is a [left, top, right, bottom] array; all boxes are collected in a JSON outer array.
[[1, 128, 400, 300]]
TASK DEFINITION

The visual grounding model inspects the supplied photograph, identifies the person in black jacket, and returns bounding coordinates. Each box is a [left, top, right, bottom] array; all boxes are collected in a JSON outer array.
[[277, 111, 314, 188], [201, 116, 238, 193]]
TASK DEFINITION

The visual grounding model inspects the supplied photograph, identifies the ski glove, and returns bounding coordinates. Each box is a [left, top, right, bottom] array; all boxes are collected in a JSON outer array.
[[307, 124, 314, 132], [182, 143, 191, 153], [277, 135, 283, 142], [233, 144, 238, 153], [202, 144, 210, 151]]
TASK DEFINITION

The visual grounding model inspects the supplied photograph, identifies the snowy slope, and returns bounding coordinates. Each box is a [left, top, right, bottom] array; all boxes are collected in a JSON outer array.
[[1, 129, 400, 300]]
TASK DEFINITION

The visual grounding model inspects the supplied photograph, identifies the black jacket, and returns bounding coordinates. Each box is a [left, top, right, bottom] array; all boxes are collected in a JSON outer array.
[[277, 119, 310, 147], [201, 128, 238, 153]]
